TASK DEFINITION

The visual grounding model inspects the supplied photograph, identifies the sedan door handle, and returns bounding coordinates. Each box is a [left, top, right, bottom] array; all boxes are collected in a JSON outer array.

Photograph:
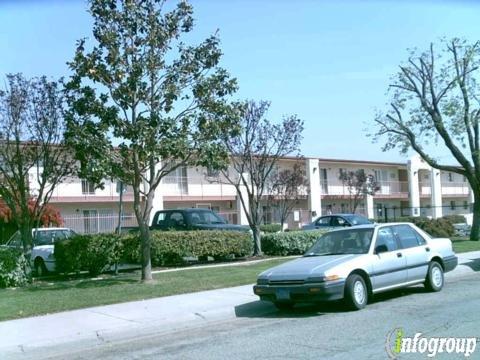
[[396, 252, 403, 258], [425, 247, 430, 252]]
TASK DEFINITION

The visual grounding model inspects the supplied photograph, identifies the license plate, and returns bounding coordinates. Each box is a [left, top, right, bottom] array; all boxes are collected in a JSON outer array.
[[276, 289, 290, 300]]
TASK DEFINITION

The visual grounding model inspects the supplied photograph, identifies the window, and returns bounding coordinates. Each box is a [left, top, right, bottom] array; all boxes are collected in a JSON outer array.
[[448, 173, 453, 182], [393, 225, 425, 248], [155, 212, 167, 226], [206, 167, 219, 177], [331, 216, 346, 226], [115, 181, 125, 194], [169, 212, 186, 227], [315, 216, 331, 226], [450, 201, 456, 210], [464, 201, 469, 210], [463, 176, 467, 183], [81, 180, 95, 195], [375, 227, 398, 252]]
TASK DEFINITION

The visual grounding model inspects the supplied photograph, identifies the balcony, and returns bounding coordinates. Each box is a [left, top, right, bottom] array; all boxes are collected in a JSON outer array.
[[320, 180, 408, 198], [49, 183, 135, 203], [161, 175, 237, 200], [420, 181, 470, 197]]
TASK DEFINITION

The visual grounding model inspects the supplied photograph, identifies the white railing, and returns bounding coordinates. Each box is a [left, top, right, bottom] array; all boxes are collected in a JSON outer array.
[[320, 180, 408, 196], [161, 175, 237, 198], [420, 181, 470, 196], [62, 214, 138, 234]]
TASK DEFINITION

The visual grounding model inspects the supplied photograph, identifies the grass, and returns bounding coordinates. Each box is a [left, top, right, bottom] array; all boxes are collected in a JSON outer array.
[[0, 258, 289, 322], [452, 237, 480, 253]]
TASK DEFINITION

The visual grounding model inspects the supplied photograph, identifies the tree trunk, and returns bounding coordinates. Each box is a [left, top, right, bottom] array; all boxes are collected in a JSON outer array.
[[19, 222, 33, 282], [470, 197, 480, 241], [252, 226, 263, 256], [139, 221, 153, 281]]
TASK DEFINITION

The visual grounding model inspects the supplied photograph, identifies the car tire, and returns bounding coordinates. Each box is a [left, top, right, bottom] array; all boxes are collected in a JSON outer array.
[[274, 302, 295, 311], [34, 258, 48, 277], [424, 261, 444, 292], [344, 274, 368, 310]]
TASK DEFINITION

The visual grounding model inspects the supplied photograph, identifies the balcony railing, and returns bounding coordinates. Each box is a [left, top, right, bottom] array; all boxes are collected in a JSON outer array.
[[420, 181, 470, 196], [320, 180, 408, 196], [161, 175, 237, 198]]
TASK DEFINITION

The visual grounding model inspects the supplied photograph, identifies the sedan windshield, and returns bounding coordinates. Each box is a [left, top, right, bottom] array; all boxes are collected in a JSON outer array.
[[305, 228, 374, 256]]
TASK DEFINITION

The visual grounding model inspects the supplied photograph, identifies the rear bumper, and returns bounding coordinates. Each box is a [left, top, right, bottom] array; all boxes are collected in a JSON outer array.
[[253, 280, 345, 303], [443, 255, 458, 273]]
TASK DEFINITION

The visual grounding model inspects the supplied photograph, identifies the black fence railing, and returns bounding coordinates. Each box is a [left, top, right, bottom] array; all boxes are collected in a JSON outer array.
[[379, 204, 473, 223]]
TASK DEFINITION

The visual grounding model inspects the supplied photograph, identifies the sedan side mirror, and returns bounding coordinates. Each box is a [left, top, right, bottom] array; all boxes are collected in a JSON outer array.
[[375, 244, 389, 254]]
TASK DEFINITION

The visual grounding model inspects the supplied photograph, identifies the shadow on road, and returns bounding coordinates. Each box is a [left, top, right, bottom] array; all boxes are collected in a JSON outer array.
[[462, 258, 480, 272]]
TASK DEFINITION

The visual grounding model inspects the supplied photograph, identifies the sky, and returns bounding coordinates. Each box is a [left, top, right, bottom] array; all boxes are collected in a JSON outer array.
[[1, 0, 479, 163]]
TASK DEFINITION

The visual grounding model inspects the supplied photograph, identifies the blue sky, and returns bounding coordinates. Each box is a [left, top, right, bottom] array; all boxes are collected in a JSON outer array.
[[1, 0, 479, 163]]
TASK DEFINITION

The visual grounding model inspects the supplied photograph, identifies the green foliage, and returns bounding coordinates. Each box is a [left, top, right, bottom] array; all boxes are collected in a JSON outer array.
[[442, 215, 467, 224], [259, 224, 282, 233], [261, 230, 328, 256], [380, 216, 456, 238], [55, 233, 124, 276], [0, 222, 17, 245], [0, 248, 28, 288]]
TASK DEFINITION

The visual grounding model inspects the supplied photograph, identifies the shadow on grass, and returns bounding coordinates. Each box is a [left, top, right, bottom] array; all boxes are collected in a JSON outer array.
[[26, 276, 140, 292], [235, 286, 430, 319]]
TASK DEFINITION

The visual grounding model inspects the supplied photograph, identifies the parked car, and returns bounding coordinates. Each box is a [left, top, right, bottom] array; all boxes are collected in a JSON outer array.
[[150, 208, 250, 232], [254, 223, 457, 311], [453, 223, 471, 237], [2, 228, 76, 276], [301, 213, 372, 230]]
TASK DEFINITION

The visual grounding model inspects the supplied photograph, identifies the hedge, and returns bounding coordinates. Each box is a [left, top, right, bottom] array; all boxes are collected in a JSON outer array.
[[56, 230, 253, 272], [0, 248, 28, 288], [55, 233, 124, 276], [377, 216, 456, 238], [259, 224, 282, 233], [261, 230, 328, 256], [442, 214, 467, 224]]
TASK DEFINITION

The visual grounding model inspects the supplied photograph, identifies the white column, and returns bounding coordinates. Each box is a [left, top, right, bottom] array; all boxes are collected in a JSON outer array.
[[149, 162, 165, 225], [236, 173, 250, 225], [306, 158, 321, 221], [430, 168, 443, 218], [365, 194, 374, 220], [407, 159, 421, 217]]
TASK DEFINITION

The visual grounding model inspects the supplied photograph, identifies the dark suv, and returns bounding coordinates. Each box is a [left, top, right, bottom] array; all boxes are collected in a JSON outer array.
[[150, 208, 250, 232]]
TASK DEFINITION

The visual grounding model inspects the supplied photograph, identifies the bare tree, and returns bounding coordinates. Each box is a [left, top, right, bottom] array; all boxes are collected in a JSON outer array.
[[267, 163, 308, 230], [371, 39, 480, 240], [0, 74, 76, 277], [217, 100, 304, 255], [338, 169, 379, 214]]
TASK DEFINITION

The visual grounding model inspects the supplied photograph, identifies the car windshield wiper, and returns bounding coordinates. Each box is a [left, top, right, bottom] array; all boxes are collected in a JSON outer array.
[[304, 252, 347, 257]]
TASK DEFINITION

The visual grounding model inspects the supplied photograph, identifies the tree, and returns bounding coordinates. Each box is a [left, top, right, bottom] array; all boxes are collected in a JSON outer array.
[[0, 200, 63, 227], [217, 100, 303, 255], [371, 38, 480, 240], [0, 74, 75, 276], [65, 0, 239, 281], [338, 169, 379, 214], [267, 163, 308, 230]]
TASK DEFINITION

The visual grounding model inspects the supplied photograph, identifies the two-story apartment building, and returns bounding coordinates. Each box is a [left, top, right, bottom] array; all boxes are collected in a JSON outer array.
[[44, 154, 473, 233]]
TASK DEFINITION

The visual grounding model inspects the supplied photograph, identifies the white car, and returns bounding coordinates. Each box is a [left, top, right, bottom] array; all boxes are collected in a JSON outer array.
[[3, 228, 76, 276]]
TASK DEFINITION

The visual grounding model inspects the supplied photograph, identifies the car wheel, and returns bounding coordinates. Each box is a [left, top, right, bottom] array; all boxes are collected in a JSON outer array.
[[34, 258, 48, 277], [425, 261, 444, 292], [344, 274, 368, 310], [274, 302, 295, 311]]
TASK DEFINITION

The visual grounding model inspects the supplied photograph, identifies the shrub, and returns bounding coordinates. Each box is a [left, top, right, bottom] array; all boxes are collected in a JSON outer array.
[[261, 230, 327, 256], [380, 216, 455, 238], [259, 224, 282, 233], [148, 230, 253, 266], [0, 248, 28, 288], [55, 233, 124, 276], [442, 215, 467, 224]]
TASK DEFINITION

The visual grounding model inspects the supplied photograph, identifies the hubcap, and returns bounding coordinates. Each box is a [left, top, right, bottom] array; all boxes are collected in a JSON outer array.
[[353, 280, 366, 304], [432, 266, 443, 288]]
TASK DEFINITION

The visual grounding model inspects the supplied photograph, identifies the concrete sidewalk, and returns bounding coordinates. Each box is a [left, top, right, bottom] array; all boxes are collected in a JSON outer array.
[[1, 251, 479, 359]]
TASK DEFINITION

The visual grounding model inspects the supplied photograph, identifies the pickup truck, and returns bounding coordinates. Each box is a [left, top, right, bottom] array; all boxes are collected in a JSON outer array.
[[149, 208, 250, 232]]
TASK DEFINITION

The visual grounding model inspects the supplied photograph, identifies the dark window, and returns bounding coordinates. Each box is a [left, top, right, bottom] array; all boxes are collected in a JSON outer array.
[[331, 216, 347, 226], [450, 201, 456, 210], [393, 225, 424, 249], [169, 212, 186, 228], [464, 201, 469, 210], [81, 180, 95, 195], [375, 227, 398, 252], [315, 216, 331, 226]]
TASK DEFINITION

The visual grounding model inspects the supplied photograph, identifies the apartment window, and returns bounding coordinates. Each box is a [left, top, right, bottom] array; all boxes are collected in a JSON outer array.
[[464, 201, 469, 210], [450, 201, 456, 210], [448, 173, 453, 182], [115, 181, 126, 194], [81, 180, 95, 195], [206, 167, 220, 178], [463, 176, 467, 183]]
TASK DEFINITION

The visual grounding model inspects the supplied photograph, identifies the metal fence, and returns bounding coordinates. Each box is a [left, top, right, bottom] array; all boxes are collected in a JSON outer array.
[[380, 204, 473, 223], [63, 214, 138, 234]]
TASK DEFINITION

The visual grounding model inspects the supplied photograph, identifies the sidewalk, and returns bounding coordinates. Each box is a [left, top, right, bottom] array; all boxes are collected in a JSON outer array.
[[1, 251, 479, 359]]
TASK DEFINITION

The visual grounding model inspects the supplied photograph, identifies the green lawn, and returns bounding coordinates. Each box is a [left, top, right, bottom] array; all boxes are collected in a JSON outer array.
[[452, 237, 480, 253], [0, 258, 288, 322]]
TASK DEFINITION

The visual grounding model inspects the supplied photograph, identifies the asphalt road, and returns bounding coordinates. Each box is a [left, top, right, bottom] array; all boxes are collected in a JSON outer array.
[[42, 273, 480, 360]]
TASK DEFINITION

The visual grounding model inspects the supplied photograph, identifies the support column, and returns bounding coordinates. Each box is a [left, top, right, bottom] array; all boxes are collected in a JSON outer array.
[[306, 158, 321, 221], [236, 173, 250, 225], [407, 158, 421, 217], [430, 168, 443, 218], [365, 194, 374, 220]]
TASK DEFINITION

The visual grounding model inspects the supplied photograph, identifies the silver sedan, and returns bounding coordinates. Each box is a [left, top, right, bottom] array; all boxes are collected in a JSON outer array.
[[253, 223, 457, 310]]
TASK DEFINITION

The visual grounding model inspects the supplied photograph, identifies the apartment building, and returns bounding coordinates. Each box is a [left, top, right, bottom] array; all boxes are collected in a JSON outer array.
[[45, 154, 473, 234]]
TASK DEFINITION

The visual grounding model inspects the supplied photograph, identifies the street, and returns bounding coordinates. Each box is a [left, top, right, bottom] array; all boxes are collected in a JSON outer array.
[[28, 272, 479, 360]]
